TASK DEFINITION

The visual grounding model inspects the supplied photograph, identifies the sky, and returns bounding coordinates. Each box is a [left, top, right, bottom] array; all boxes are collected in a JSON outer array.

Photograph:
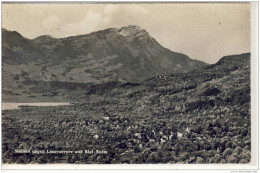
[[2, 3, 251, 64]]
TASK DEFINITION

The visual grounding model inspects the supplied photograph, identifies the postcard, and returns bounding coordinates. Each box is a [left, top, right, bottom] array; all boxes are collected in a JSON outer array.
[[1, 2, 258, 170]]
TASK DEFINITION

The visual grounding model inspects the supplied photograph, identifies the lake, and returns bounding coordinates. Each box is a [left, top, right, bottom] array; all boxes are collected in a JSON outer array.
[[2, 102, 71, 110]]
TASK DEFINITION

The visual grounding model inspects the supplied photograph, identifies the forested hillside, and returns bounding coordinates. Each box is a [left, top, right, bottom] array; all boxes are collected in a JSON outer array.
[[2, 53, 250, 164]]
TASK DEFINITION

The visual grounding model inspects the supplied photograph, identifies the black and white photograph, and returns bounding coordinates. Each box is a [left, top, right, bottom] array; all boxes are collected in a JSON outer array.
[[1, 1, 258, 170]]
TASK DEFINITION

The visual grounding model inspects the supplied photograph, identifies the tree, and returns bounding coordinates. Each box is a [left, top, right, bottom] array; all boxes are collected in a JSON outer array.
[[96, 156, 103, 163], [147, 152, 157, 163], [17, 156, 25, 164], [196, 157, 204, 163], [239, 159, 249, 164], [37, 156, 47, 164], [223, 148, 232, 158], [213, 154, 221, 163], [227, 154, 238, 163], [13, 74, 19, 80], [66, 155, 72, 163], [130, 156, 139, 164], [234, 146, 242, 155]]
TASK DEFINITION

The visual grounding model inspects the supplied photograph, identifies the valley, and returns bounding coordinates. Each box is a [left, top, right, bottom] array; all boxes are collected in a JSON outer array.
[[2, 50, 251, 164]]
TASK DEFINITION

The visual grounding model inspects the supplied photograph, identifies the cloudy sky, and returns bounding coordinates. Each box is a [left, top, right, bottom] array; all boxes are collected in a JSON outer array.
[[2, 3, 251, 64]]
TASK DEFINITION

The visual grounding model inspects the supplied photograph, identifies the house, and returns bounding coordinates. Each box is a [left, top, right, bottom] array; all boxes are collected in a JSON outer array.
[[177, 132, 183, 139], [103, 116, 109, 121]]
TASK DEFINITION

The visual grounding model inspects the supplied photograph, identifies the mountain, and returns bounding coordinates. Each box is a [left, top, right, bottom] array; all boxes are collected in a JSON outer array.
[[32, 35, 57, 45], [2, 29, 47, 64], [2, 25, 206, 87]]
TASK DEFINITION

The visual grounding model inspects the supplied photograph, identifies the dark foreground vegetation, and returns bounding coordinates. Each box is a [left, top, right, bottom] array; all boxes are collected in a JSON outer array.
[[2, 53, 251, 164]]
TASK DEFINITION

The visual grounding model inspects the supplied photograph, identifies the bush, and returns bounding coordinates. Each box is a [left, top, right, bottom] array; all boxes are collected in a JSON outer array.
[[223, 148, 233, 158], [196, 157, 204, 163], [214, 154, 221, 163], [239, 159, 249, 163], [227, 155, 238, 163], [203, 87, 221, 96], [234, 146, 242, 155], [13, 74, 19, 80]]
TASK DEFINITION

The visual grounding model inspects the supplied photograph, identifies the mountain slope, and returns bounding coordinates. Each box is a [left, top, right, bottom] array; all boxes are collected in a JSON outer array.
[[2, 29, 47, 64], [2, 25, 206, 85]]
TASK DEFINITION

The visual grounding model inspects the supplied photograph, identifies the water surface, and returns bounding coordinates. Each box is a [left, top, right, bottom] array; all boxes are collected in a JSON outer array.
[[2, 102, 71, 110]]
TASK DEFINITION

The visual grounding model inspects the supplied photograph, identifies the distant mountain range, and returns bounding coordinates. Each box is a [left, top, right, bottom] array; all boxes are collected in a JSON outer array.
[[2, 25, 206, 85]]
